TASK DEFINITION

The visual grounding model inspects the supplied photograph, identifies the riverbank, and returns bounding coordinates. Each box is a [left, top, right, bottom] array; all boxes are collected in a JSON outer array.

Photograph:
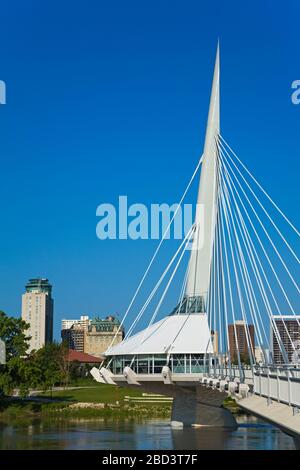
[[0, 400, 171, 420], [0, 383, 172, 419], [0, 383, 244, 420]]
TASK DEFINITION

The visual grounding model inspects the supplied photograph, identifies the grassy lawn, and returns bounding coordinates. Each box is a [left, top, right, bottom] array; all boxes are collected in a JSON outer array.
[[40, 383, 148, 404], [0, 386, 242, 421], [0, 383, 171, 420], [0, 378, 242, 420]]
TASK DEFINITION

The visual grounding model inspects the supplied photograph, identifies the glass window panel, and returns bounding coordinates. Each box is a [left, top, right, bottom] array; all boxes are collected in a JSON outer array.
[[191, 354, 204, 373], [153, 355, 167, 374], [137, 356, 149, 374], [172, 354, 185, 373]]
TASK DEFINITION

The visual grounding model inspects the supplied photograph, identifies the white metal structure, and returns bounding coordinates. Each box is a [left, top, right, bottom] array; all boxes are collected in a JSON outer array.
[[185, 42, 220, 300], [91, 43, 300, 435], [107, 314, 213, 356], [106, 44, 221, 362]]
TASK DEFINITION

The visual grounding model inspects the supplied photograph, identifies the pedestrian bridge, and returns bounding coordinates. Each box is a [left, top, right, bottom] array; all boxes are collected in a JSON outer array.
[[91, 362, 300, 438], [92, 43, 300, 441]]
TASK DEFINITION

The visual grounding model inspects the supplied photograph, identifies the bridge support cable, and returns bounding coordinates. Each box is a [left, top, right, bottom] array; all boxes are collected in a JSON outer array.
[[217, 139, 300, 364], [211, 205, 230, 376], [140, 225, 195, 344], [178, 258, 189, 305], [106, 157, 202, 352], [215, 197, 233, 377], [218, 141, 300, 330], [219, 139, 300, 265], [207, 249, 214, 348], [151, 223, 210, 360], [212, 210, 221, 376], [218, 158, 276, 367], [220, 148, 300, 337], [218, 160, 270, 360], [176, 233, 195, 315], [219, 134, 300, 238], [219, 139, 300, 296], [219, 171, 258, 369], [210, 205, 226, 375], [216, 168, 244, 379], [213, 215, 217, 369], [216, 208, 224, 358], [218, 146, 292, 363], [206, 229, 216, 371], [218, 165, 255, 373], [218, 150, 283, 353], [125, 224, 195, 341]]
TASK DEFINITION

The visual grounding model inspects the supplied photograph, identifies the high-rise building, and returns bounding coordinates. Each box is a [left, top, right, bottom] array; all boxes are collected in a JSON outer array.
[[271, 315, 300, 364], [84, 316, 124, 357], [61, 315, 89, 331], [61, 324, 85, 352], [22, 278, 53, 353], [61, 315, 89, 352], [228, 321, 255, 363]]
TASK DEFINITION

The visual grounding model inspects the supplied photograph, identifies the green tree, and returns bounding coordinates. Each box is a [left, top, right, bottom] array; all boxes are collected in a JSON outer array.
[[0, 311, 75, 397], [30, 342, 70, 393], [0, 310, 31, 396]]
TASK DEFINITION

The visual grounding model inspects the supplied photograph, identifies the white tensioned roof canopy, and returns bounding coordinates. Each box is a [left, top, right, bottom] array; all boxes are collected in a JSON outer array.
[[105, 314, 213, 356], [106, 44, 220, 358]]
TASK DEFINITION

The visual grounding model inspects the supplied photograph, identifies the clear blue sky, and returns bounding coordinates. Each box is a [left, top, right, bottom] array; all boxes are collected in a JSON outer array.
[[0, 1, 299, 341]]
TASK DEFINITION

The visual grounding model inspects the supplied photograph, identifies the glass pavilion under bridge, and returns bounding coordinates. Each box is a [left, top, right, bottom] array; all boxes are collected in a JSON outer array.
[[98, 308, 215, 384], [108, 353, 209, 375]]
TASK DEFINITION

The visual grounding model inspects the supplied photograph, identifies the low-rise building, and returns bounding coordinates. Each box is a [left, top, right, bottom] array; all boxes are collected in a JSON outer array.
[[84, 315, 124, 357], [67, 349, 104, 365]]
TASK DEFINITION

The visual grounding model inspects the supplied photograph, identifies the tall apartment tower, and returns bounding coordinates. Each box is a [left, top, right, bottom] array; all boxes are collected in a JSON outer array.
[[271, 315, 300, 364], [22, 278, 54, 353], [228, 320, 255, 363]]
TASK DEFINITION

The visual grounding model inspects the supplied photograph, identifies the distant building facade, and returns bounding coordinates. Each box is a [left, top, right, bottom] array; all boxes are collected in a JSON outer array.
[[228, 321, 255, 363], [61, 315, 89, 352], [61, 315, 89, 331], [22, 278, 53, 353], [62, 324, 85, 352], [211, 330, 218, 354], [255, 346, 264, 364], [84, 316, 124, 357], [271, 315, 300, 364]]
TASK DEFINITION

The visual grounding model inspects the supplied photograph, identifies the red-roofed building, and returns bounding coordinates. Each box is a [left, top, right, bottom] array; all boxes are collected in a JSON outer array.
[[67, 349, 104, 364]]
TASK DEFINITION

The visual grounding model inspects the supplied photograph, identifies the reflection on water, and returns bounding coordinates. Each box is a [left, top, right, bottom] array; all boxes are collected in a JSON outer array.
[[0, 415, 295, 450]]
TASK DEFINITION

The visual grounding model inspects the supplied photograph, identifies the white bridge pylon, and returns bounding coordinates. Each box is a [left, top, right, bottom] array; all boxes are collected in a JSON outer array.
[[103, 43, 221, 365], [92, 43, 300, 417]]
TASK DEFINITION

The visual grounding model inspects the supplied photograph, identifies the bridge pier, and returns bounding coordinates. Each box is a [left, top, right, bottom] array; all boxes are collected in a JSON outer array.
[[171, 385, 237, 429], [92, 366, 238, 429]]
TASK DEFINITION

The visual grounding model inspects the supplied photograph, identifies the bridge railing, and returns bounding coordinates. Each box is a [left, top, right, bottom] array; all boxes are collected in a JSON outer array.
[[207, 365, 254, 384], [253, 365, 300, 408], [207, 364, 300, 408]]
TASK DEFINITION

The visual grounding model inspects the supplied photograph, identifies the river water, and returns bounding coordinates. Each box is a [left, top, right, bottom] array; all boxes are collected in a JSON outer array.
[[0, 415, 296, 450]]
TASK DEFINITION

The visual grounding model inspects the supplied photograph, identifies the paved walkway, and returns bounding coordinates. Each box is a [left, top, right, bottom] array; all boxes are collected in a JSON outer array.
[[12, 385, 99, 397]]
